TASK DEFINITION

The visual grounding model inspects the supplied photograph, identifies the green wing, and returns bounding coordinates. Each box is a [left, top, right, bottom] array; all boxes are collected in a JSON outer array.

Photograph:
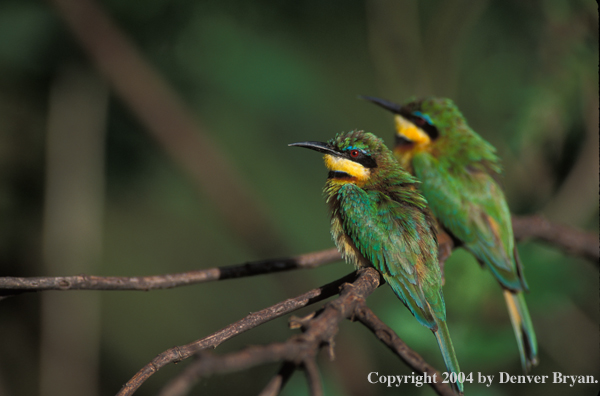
[[413, 151, 525, 291], [336, 183, 445, 329]]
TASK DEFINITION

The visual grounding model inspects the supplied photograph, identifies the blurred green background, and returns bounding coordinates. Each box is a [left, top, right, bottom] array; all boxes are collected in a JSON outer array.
[[0, 0, 598, 395]]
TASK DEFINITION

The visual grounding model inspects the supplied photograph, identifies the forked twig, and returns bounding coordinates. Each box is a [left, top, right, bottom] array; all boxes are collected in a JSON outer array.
[[134, 268, 456, 396], [116, 272, 356, 396]]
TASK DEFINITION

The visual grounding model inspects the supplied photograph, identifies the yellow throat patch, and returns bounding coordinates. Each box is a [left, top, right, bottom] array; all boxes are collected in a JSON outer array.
[[395, 115, 431, 146], [323, 154, 370, 185]]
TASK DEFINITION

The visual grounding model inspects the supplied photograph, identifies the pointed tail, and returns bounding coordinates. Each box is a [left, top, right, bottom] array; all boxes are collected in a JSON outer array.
[[503, 290, 538, 372], [434, 320, 464, 395]]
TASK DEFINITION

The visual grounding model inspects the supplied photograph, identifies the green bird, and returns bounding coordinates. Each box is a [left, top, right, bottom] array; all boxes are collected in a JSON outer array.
[[290, 130, 463, 394], [362, 96, 538, 372]]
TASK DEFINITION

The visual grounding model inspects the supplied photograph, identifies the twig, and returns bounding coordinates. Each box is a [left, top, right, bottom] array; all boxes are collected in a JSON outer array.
[[157, 348, 292, 396], [302, 358, 323, 396], [0, 248, 341, 297], [1, 214, 593, 393], [353, 304, 455, 396], [512, 215, 598, 263], [133, 268, 381, 396], [257, 362, 296, 396], [2, 214, 594, 299], [1, 215, 594, 299], [152, 267, 455, 396], [116, 272, 356, 396]]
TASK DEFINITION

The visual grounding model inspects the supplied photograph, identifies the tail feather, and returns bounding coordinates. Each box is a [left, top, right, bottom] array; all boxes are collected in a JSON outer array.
[[503, 290, 538, 372], [434, 320, 464, 395]]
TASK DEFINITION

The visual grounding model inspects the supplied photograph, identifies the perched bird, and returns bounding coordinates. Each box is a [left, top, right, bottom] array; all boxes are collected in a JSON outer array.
[[362, 96, 538, 372], [290, 130, 463, 394]]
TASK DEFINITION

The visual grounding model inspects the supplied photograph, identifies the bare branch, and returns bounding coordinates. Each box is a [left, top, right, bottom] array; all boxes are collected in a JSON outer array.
[[512, 215, 598, 263], [149, 267, 456, 396], [0, 214, 594, 301], [156, 348, 292, 396], [302, 358, 323, 396], [2, 215, 594, 298], [0, 248, 341, 297], [116, 272, 355, 396], [125, 268, 380, 396], [257, 362, 296, 396], [1, 214, 593, 393], [353, 304, 455, 396]]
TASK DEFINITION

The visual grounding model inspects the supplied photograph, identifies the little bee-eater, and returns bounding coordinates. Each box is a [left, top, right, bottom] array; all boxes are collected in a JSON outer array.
[[290, 130, 463, 394], [363, 96, 538, 372]]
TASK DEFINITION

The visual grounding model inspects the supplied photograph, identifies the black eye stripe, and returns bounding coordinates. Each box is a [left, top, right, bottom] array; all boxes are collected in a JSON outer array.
[[407, 115, 439, 140], [408, 115, 424, 125], [345, 150, 377, 168]]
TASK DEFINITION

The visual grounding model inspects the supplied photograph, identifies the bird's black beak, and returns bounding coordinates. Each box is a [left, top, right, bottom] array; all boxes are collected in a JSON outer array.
[[359, 95, 403, 115], [288, 141, 340, 156]]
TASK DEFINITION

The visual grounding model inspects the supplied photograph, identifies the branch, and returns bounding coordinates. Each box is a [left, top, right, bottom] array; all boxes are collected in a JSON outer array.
[[0, 248, 341, 297], [302, 358, 323, 396], [2, 214, 594, 298], [0, 214, 593, 300], [512, 215, 598, 263], [1, 215, 593, 392], [148, 268, 455, 396], [152, 268, 382, 396], [257, 362, 296, 396], [353, 304, 455, 396], [115, 272, 356, 396]]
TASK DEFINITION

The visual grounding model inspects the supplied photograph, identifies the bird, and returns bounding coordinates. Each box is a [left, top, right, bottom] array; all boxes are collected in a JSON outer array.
[[290, 130, 463, 394], [362, 95, 538, 373]]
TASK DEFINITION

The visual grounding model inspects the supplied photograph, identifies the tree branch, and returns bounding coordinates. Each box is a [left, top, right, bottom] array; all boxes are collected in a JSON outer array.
[[302, 358, 323, 396], [150, 268, 382, 396], [140, 268, 456, 396], [0, 248, 341, 298], [353, 304, 455, 396], [115, 272, 356, 396], [112, 213, 597, 395], [1, 214, 595, 299], [1, 215, 593, 394], [257, 362, 296, 396], [512, 215, 598, 263]]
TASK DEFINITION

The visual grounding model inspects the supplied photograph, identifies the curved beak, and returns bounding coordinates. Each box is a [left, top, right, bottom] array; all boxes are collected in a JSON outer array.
[[288, 141, 340, 156], [359, 95, 403, 115]]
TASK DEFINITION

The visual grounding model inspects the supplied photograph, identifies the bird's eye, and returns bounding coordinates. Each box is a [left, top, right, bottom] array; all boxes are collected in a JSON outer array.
[[349, 149, 360, 158], [413, 117, 426, 126]]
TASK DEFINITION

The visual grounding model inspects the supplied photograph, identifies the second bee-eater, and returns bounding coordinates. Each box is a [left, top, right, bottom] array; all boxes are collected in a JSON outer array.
[[290, 130, 463, 394], [363, 96, 538, 372]]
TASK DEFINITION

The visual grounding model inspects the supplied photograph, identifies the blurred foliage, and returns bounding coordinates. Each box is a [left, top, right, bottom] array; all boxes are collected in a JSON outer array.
[[0, 0, 597, 395]]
